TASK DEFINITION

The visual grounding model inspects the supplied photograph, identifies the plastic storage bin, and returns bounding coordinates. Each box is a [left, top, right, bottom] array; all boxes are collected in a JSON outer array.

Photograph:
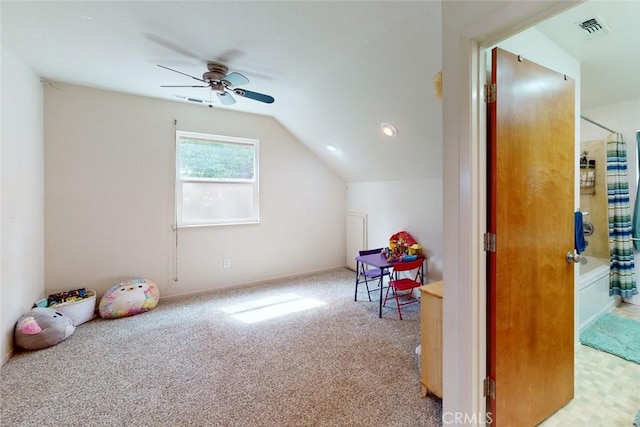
[[50, 289, 97, 325]]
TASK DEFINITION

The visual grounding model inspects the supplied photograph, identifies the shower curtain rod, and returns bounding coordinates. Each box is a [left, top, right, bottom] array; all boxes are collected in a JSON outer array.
[[580, 115, 618, 134]]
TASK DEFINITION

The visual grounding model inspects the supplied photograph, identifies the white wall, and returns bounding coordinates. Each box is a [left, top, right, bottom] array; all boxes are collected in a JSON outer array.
[[44, 83, 346, 299], [582, 97, 640, 305], [346, 178, 443, 282], [0, 46, 45, 363]]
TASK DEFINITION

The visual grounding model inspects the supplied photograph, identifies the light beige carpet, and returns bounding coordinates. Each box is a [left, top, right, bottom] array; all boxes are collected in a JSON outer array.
[[1, 268, 441, 426]]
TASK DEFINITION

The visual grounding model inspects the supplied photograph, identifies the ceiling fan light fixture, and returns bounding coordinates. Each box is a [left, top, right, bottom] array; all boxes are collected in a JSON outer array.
[[210, 82, 225, 92], [381, 123, 397, 137], [158, 62, 274, 106]]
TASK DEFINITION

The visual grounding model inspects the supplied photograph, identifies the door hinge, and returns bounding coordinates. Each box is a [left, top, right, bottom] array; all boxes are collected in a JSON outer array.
[[483, 233, 496, 252], [484, 377, 496, 399], [484, 83, 496, 103]]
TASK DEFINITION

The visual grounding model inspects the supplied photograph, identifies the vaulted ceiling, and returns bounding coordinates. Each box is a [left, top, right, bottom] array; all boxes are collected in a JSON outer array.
[[2, 1, 638, 182]]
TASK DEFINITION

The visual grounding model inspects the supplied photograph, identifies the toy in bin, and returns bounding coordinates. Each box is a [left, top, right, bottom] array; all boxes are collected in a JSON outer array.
[[31, 288, 97, 326], [47, 288, 86, 305]]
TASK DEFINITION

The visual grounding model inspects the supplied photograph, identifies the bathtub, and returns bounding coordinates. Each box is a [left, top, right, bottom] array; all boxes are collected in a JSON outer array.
[[578, 256, 620, 330]]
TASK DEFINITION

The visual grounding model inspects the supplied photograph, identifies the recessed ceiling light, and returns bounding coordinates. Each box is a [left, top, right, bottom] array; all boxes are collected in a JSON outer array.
[[326, 143, 339, 152], [381, 123, 397, 137]]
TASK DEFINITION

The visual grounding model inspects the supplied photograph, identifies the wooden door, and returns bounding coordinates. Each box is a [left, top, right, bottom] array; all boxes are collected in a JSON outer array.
[[487, 47, 575, 426]]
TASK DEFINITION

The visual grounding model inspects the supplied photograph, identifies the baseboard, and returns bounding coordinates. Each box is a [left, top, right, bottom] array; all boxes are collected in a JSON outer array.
[[160, 266, 348, 302], [2, 347, 14, 367]]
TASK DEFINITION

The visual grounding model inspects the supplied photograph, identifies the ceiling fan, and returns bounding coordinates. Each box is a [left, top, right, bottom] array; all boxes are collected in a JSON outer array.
[[158, 62, 275, 105]]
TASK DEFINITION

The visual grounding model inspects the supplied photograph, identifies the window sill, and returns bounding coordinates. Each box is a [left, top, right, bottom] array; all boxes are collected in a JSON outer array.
[[173, 221, 260, 230]]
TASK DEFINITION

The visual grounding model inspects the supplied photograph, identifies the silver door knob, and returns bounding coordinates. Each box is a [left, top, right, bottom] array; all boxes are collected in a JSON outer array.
[[566, 251, 581, 264]]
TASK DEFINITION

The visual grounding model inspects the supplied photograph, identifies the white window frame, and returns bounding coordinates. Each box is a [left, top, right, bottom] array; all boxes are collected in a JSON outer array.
[[175, 130, 259, 227]]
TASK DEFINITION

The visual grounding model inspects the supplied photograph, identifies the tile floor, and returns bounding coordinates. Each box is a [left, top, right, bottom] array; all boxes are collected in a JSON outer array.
[[540, 302, 640, 427]]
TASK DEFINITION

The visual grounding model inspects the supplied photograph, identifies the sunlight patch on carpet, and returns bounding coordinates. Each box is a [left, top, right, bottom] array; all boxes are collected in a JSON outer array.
[[220, 293, 326, 324]]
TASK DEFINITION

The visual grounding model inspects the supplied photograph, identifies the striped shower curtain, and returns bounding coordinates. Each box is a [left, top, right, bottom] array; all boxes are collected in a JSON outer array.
[[632, 131, 640, 250], [607, 133, 638, 298]]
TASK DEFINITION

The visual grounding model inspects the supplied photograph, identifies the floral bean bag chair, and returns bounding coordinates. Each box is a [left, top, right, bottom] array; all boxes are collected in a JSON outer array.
[[98, 278, 159, 319]]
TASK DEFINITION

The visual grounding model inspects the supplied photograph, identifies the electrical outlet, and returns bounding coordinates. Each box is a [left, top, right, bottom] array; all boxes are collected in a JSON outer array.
[[223, 259, 231, 268]]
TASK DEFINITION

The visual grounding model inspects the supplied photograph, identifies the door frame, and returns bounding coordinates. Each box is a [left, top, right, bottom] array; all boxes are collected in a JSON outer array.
[[441, 1, 583, 422]]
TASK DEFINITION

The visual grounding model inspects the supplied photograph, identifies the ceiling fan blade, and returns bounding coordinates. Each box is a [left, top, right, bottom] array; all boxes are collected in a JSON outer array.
[[157, 64, 206, 83], [222, 72, 249, 87], [233, 88, 275, 104], [145, 34, 200, 59], [217, 92, 236, 105], [161, 85, 208, 88]]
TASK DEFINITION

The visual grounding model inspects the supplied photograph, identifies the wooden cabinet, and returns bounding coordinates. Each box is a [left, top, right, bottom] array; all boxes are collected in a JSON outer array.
[[419, 281, 443, 398]]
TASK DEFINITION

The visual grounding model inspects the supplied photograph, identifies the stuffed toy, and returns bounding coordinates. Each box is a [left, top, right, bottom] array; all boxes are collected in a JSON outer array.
[[14, 307, 76, 351], [98, 278, 160, 319]]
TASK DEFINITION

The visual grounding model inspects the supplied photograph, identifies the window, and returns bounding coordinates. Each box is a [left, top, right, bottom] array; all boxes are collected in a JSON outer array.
[[176, 131, 259, 226]]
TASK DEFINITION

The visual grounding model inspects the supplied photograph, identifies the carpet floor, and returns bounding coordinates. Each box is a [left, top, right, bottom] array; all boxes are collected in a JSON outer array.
[[1, 268, 442, 426], [579, 312, 640, 364]]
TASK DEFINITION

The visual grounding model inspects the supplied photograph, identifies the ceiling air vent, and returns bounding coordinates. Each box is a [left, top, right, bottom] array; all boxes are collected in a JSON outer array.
[[578, 15, 610, 36]]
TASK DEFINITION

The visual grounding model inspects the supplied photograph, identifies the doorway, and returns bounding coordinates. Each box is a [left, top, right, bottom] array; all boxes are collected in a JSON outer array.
[[486, 46, 576, 425], [484, 3, 639, 424], [441, 0, 640, 423]]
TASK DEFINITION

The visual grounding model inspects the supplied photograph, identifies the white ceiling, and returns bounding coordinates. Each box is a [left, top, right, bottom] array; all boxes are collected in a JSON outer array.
[[1, 1, 638, 182], [536, 0, 640, 110]]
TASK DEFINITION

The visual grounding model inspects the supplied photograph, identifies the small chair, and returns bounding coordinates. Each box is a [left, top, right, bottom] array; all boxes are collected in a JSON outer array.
[[383, 259, 424, 319], [355, 248, 390, 302]]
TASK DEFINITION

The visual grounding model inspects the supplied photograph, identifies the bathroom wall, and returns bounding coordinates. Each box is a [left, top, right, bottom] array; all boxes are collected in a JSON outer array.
[[579, 139, 608, 259]]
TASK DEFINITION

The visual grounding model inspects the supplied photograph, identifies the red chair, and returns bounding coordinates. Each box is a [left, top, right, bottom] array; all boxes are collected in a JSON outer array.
[[383, 259, 424, 319], [355, 248, 390, 302]]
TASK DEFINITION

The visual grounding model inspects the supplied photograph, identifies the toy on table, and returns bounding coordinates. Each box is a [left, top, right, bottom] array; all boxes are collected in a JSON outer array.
[[99, 278, 160, 319], [385, 231, 422, 262], [14, 307, 76, 351]]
